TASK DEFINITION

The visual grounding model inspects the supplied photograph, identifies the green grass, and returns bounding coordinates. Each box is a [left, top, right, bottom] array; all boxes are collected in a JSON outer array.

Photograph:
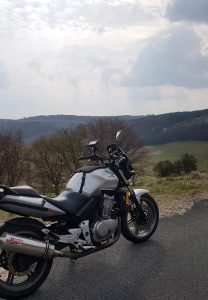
[[145, 141, 208, 174], [135, 174, 208, 199]]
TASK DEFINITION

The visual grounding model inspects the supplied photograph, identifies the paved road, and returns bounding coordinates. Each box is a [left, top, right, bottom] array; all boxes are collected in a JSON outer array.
[[23, 199, 208, 299]]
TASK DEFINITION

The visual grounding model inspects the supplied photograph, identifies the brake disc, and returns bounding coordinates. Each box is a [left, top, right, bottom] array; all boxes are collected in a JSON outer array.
[[137, 208, 151, 229], [7, 253, 37, 277]]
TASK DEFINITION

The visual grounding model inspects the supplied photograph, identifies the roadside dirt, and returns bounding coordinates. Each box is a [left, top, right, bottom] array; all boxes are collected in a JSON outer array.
[[157, 192, 208, 218]]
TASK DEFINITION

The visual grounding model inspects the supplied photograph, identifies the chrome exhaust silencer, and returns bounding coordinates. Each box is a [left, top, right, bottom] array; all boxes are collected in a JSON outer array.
[[0, 233, 119, 260], [0, 233, 93, 260], [0, 233, 59, 259]]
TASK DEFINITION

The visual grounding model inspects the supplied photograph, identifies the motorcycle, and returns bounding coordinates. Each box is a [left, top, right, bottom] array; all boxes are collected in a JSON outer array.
[[0, 131, 159, 299]]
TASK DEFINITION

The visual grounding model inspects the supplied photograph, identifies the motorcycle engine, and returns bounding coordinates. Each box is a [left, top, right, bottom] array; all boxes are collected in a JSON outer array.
[[91, 194, 118, 243]]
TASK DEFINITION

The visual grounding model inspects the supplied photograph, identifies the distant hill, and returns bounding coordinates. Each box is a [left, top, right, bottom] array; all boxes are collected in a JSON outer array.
[[0, 115, 140, 142], [130, 109, 208, 145], [0, 109, 207, 145]]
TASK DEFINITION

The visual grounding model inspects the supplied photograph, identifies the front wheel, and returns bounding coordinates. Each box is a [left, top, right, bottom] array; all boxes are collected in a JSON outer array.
[[0, 222, 53, 299], [121, 193, 159, 243]]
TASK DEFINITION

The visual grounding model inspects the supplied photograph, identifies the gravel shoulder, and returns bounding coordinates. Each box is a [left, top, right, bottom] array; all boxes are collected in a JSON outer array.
[[158, 192, 208, 218]]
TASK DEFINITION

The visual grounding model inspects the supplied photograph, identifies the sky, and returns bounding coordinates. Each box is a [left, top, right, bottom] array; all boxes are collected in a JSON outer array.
[[0, 0, 208, 119]]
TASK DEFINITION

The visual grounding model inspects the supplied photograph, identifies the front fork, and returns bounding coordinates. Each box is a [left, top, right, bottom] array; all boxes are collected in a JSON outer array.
[[125, 189, 145, 216]]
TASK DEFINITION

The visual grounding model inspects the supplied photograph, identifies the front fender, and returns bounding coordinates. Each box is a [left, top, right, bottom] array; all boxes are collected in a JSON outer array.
[[133, 189, 149, 203]]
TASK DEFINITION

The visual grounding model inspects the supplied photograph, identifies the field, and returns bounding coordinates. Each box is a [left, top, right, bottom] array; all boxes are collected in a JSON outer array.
[[145, 141, 208, 174], [134, 141, 208, 217]]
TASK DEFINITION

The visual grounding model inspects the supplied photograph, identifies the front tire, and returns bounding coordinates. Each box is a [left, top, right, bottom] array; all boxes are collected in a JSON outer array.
[[121, 193, 159, 243], [0, 221, 53, 299]]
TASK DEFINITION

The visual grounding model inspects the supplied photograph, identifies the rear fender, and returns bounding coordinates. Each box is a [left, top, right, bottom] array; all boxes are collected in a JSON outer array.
[[4, 217, 45, 231]]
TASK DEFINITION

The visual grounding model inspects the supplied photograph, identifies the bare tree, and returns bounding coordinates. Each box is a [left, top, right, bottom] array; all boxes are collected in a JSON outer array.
[[86, 118, 143, 159], [31, 136, 65, 195], [57, 125, 87, 175], [0, 131, 26, 186]]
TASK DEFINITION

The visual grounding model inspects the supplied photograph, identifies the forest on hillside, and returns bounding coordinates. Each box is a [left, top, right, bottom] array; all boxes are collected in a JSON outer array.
[[0, 109, 207, 145], [130, 109, 208, 145]]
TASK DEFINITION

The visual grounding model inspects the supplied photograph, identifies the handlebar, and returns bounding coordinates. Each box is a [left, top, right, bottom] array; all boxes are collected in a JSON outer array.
[[79, 143, 135, 181]]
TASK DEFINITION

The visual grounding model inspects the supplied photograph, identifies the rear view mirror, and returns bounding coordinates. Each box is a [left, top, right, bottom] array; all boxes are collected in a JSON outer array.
[[88, 140, 99, 147], [116, 130, 121, 141]]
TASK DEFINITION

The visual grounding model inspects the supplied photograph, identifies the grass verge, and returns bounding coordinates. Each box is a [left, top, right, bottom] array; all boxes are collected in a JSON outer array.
[[145, 141, 208, 174], [135, 172, 208, 217]]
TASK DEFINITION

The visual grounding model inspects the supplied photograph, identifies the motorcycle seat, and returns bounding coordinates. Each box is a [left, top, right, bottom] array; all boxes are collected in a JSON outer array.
[[44, 191, 90, 215], [11, 186, 42, 198]]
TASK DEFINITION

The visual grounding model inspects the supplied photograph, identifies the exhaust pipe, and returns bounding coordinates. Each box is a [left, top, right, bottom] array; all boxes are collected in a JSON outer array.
[[0, 232, 120, 260], [0, 233, 92, 260], [0, 233, 59, 260], [0, 233, 95, 260]]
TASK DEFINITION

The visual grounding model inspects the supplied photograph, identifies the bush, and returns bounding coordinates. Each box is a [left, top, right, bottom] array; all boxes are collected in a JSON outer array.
[[153, 153, 197, 177], [153, 160, 176, 177], [180, 153, 197, 174], [174, 160, 183, 175]]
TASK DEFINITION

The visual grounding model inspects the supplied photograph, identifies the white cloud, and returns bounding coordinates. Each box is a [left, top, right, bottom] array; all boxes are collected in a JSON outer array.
[[166, 0, 208, 23], [0, 0, 207, 118], [122, 25, 208, 89], [0, 63, 11, 89]]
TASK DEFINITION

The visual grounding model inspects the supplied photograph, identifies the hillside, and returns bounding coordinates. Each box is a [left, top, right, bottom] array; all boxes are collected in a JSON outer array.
[[0, 109, 207, 144], [0, 115, 96, 142], [0, 115, 140, 142], [130, 109, 208, 145]]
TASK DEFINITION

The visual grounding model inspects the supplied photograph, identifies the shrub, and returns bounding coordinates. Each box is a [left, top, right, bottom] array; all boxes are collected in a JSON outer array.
[[153, 160, 175, 177], [174, 160, 183, 175], [180, 153, 197, 174], [153, 153, 198, 177]]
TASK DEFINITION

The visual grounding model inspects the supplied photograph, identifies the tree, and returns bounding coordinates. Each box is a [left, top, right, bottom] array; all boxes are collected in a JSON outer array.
[[174, 160, 183, 175], [0, 131, 26, 186], [86, 117, 143, 160], [31, 136, 65, 195], [57, 126, 86, 174], [153, 160, 175, 177], [154, 153, 198, 177], [180, 153, 197, 174]]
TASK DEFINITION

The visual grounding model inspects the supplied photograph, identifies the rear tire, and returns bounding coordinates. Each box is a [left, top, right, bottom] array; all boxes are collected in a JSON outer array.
[[0, 220, 53, 299], [121, 193, 159, 243]]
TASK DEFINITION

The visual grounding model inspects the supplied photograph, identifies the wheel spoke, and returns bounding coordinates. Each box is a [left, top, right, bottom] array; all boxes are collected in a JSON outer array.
[[133, 222, 139, 234], [7, 272, 14, 285]]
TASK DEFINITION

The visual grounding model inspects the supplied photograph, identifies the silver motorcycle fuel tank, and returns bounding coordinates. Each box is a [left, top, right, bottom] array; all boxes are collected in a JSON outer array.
[[66, 168, 119, 196]]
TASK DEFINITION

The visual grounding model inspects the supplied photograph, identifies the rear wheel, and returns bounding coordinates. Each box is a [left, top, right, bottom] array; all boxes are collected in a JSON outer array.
[[121, 194, 159, 243], [0, 222, 53, 299]]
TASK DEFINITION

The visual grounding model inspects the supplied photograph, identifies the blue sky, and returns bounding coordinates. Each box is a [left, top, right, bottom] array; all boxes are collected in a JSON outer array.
[[0, 0, 208, 118]]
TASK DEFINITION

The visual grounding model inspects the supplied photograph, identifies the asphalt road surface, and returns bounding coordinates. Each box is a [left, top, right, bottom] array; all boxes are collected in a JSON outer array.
[[9, 200, 208, 299]]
